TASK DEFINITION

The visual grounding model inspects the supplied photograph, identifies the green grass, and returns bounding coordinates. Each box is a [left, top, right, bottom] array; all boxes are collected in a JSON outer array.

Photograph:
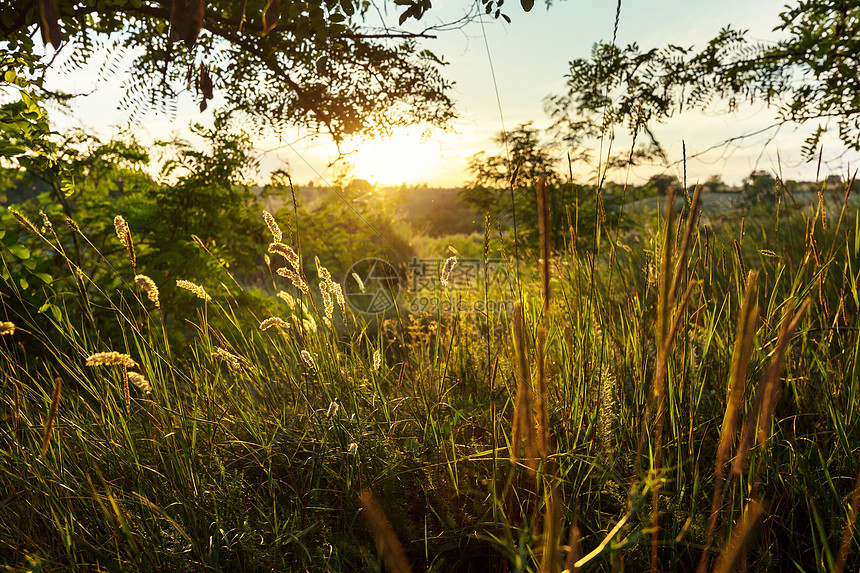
[[1, 188, 859, 572]]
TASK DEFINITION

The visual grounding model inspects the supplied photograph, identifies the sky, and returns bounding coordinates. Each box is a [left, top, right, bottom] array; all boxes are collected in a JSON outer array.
[[42, 0, 860, 188]]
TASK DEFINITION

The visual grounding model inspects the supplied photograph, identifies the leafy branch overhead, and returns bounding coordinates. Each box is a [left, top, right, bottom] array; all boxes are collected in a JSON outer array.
[[547, 0, 860, 159], [1, 0, 529, 142]]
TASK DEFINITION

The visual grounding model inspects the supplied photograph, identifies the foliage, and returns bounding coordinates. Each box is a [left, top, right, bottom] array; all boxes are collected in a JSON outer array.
[[463, 123, 629, 253], [0, 0, 538, 144], [546, 0, 860, 160], [1, 179, 858, 571]]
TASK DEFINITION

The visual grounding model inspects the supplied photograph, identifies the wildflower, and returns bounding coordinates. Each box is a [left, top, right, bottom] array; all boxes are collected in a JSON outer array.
[[300, 350, 316, 371], [86, 351, 139, 369], [262, 210, 282, 243], [260, 317, 290, 331], [0, 321, 16, 335], [128, 371, 152, 394], [134, 275, 160, 308], [440, 256, 457, 288], [373, 349, 381, 372], [176, 280, 212, 302]]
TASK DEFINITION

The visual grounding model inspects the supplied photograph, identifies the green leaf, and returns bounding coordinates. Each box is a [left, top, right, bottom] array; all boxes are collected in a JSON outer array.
[[7, 243, 30, 259], [33, 272, 52, 284], [19, 276, 28, 290]]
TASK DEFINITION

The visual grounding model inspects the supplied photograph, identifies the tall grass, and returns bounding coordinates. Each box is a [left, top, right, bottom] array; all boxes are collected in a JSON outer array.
[[0, 182, 858, 571]]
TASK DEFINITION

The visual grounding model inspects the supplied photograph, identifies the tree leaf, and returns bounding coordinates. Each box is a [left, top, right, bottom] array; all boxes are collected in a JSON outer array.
[[520, 0, 534, 11], [7, 244, 30, 260]]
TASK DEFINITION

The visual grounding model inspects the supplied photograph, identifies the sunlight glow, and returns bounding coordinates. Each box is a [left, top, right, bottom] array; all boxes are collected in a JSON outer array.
[[346, 126, 454, 185]]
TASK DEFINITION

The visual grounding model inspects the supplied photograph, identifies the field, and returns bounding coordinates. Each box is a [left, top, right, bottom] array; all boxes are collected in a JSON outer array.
[[1, 181, 859, 572]]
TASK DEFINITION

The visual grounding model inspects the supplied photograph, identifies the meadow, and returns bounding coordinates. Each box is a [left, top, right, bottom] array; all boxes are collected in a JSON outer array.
[[1, 178, 859, 572]]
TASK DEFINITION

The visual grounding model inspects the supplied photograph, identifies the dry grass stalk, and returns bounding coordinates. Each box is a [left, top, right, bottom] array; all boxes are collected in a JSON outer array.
[[0, 321, 15, 335], [712, 500, 766, 573], [12, 381, 20, 449], [535, 326, 550, 461], [733, 240, 746, 286], [134, 275, 160, 308], [645, 186, 701, 569], [358, 489, 413, 573], [510, 303, 536, 472], [540, 476, 562, 573], [669, 185, 702, 303], [733, 297, 810, 480], [698, 270, 760, 573], [40, 376, 62, 457], [176, 280, 212, 302], [113, 215, 136, 268], [536, 176, 552, 313], [835, 467, 860, 573], [122, 367, 131, 413], [564, 513, 582, 573]]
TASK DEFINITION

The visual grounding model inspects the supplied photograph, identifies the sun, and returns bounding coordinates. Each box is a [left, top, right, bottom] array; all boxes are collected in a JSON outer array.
[[347, 125, 450, 185]]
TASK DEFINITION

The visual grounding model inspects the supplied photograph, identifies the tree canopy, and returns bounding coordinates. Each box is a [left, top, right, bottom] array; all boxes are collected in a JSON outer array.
[[1, 0, 514, 143], [546, 0, 860, 162]]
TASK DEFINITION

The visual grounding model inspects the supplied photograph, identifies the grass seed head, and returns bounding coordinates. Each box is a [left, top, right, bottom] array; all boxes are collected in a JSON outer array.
[[128, 371, 152, 394], [277, 290, 296, 310], [212, 347, 243, 370], [176, 280, 212, 301], [85, 351, 139, 369], [262, 210, 282, 243], [134, 275, 160, 308], [260, 317, 290, 331], [269, 242, 300, 270], [440, 256, 457, 288], [0, 321, 16, 336], [300, 350, 317, 371]]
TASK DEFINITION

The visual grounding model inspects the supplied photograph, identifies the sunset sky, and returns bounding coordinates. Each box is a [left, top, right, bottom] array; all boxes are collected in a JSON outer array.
[[45, 0, 859, 188]]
